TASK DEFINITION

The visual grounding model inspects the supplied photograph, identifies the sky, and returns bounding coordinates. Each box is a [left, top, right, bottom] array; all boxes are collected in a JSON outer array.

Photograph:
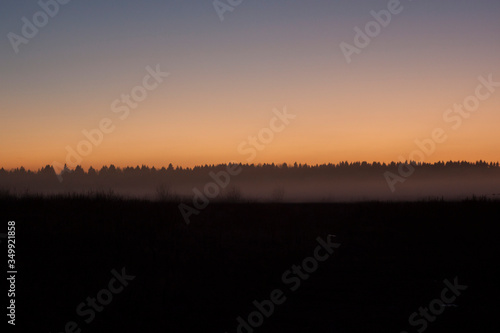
[[1, 0, 499, 170]]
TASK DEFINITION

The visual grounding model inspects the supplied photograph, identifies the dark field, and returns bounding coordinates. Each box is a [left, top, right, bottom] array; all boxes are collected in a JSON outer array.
[[1, 197, 499, 332]]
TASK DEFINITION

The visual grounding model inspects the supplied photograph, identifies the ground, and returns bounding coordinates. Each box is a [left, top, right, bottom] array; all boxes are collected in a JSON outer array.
[[1, 197, 498, 332]]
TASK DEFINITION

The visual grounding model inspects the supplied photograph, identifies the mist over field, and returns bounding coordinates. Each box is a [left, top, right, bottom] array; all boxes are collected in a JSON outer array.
[[2, 162, 499, 201]]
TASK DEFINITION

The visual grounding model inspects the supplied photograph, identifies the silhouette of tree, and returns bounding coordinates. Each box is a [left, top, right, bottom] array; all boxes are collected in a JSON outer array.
[[40, 165, 55, 176], [74, 165, 85, 175], [88, 166, 97, 177]]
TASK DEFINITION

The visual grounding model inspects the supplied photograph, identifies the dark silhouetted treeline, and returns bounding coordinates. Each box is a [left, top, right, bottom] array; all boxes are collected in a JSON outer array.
[[2, 160, 499, 178], [1, 160, 500, 200]]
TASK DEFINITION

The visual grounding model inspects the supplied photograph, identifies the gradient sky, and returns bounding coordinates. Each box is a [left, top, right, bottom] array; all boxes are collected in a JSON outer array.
[[1, 0, 499, 170]]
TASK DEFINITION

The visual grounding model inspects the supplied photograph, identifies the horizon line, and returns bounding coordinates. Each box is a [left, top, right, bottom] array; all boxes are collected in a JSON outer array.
[[1, 159, 500, 173]]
